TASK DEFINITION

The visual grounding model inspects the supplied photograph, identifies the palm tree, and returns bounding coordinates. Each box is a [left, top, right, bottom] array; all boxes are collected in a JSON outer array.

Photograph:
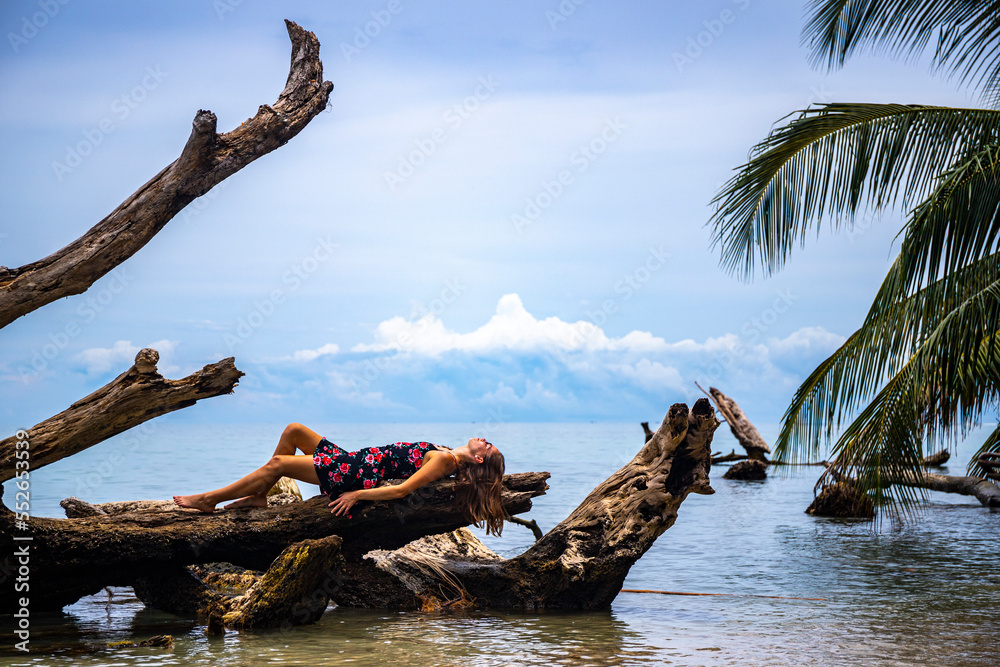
[[709, 0, 1000, 514]]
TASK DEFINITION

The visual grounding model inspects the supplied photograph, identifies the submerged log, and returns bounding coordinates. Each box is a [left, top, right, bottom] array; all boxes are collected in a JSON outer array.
[[704, 386, 770, 462], [337, 400, 719, 610], [722, 459, 768, 481], [0, 472, 547, 613], [0, 348, 242, 483], [921, 449, 950, 467], [0, 20, 333, 329]]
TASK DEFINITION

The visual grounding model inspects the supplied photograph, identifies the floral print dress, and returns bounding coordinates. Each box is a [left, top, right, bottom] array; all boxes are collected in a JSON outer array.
[[312, 439, 444, 499]]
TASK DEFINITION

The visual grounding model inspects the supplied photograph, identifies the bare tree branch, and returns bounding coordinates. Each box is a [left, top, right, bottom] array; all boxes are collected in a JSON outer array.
[[0, 20, 333, 329], [0, 348, 243, 483]]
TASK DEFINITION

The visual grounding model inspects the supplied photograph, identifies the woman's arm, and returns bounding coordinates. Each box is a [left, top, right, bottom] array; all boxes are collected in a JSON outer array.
[[328, 451, 452, 515]]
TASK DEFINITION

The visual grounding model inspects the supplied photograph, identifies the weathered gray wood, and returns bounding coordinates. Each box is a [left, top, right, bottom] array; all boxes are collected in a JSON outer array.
[[0, 472, 548, 613], [337, 400, 719, 610], [0, 20, 333, 329], [0, 348, 243, 483], [706, 387, 770, 461], [891, 472, 1000, 507]]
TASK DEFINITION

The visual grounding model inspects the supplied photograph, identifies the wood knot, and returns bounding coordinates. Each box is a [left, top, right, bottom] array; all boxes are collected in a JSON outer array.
[[134, 348, 159, 374]]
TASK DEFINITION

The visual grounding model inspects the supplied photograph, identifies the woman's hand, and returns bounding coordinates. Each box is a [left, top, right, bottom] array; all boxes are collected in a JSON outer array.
[[329, 490, 362, 516]]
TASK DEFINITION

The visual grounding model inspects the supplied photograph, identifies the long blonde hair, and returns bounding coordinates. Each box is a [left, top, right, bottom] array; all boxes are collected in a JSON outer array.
[[454, 449, 506, 536]]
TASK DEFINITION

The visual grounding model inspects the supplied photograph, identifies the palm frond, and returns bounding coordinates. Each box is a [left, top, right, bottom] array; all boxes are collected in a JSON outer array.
[[888, 143, 1000, 293], [710, 104, 1000, 279], [804, 0, 1000, 106], [822, 294, 1000, 515], [775, 253, 1000, 464]]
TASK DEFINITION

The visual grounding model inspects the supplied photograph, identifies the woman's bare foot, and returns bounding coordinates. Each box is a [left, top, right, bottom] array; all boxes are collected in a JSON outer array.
[[173, 494, 216, 513], [224, 494, 268, 510]]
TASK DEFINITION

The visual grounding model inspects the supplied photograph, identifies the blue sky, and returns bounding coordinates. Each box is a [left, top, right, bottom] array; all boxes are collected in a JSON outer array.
[[0, 0, 976, 428]]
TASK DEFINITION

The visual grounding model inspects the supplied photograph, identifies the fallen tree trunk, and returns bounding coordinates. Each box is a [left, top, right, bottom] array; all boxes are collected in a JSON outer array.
[[808, 461, 999, 517], [704, 386, 770, 462], [0, 472, 548, 613], [890, 472, 1000, 508], [337, 400, 719, 610], [0, 348, 242, 483], [0, 20, 333, 329]]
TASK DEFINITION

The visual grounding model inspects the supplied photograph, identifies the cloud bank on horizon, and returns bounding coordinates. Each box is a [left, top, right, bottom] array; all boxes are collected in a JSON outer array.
[[59, 293, 844, 424]]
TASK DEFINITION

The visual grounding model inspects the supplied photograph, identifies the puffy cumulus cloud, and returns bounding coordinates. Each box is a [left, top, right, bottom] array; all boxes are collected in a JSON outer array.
[[75, 339, 177, 375], [352, 293, 668, 356], [230, 295, 847, 423]]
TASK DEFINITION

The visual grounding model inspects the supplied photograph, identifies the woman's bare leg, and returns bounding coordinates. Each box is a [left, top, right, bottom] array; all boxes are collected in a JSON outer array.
[[270, 422, 324, 457], [174, 431, 323, 512], [220, 423, 324, 509]]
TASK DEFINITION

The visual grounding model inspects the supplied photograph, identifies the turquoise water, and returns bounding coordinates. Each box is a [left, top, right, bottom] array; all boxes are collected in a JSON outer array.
[[3, 420, 1000, 665]]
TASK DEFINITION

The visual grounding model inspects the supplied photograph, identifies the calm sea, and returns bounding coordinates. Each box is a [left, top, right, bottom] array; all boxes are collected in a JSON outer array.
[[2, 420, 999, 666]]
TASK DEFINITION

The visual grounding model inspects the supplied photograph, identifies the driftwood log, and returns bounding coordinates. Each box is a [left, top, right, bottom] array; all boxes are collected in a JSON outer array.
[[0, 470, 547, 613], [335, 400, 718, 610], [808, 460, 1000, 517], [704, 386, 770, 462], [0, 349, 242, 483], [12, 399, 716, 618], [890, 472, 1000, 508], [0, 20, 333, 329], [723, 459, 768, 480]]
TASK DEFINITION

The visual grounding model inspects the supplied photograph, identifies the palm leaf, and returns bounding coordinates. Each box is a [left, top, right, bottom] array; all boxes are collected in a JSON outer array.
[[821, 288, 1000, 515], [710, 104, 1000, 279], [887, 143, 1000, 294], [775, 253, 1000, 464], [804, 0, 1000, 106]]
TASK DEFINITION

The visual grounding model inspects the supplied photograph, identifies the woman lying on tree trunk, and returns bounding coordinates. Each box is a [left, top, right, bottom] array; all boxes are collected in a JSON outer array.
[[173, 423, 507, 535]]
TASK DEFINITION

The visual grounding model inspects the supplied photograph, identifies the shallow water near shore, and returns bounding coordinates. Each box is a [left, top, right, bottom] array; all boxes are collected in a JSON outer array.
[[3, 421, 999, 665]]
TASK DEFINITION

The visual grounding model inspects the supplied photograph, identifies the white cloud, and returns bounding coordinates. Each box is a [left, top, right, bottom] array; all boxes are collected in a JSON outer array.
[[280, 343, 340, 362], [352, 293, 667, 356], [75, 339, 176, 375]]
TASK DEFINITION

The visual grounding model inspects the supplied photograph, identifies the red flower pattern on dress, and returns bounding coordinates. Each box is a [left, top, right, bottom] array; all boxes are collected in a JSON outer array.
[[314, 440, 439, 499]]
